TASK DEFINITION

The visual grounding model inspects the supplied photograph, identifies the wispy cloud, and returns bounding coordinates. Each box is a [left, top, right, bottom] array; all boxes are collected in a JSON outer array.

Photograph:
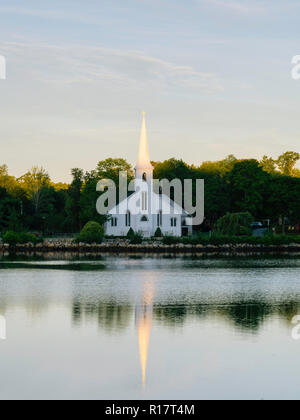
[[200, 0, 266, 15], [0, 6, 99, 24], [0, 41, 223, 92]]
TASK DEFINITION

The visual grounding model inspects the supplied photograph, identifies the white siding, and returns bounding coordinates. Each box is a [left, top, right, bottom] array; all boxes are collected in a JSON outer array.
[[105, 190, 187, 237]]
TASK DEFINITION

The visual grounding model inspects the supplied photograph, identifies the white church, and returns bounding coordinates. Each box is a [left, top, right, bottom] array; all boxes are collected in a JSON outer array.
[[105, 113, 192, 238]]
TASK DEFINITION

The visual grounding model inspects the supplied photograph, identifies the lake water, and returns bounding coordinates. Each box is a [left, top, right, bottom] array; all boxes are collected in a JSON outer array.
[[0, 255, 300, 400]]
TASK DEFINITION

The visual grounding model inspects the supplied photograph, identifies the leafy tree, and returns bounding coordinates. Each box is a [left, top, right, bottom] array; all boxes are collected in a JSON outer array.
[[194, 168, 230, 229], [228, 160, 268, 217], [154, 158, 191, 181], [264, 175, 300, 229], [42, 187, 67, 233], [19, 166, 50, 214], [0, 164, 20, 195], [96, 158, 134, 186], [199, 155, 237, 176], [79, 172, 108, 227], [216, 212, 254, 236], [51, 182, 69, 191], [153, 158, 194, 207], [276, 151, 300, 176], [259, 156, 277, 174], [65, 168, 84, 232], [0, 188, 23, 231]]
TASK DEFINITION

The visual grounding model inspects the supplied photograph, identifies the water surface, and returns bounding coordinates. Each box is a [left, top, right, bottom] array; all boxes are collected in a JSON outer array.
[[0, 256, 300, 400]]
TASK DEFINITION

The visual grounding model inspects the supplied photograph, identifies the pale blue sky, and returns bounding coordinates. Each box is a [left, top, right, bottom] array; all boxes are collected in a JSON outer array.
[[0, 0, 299, 181]]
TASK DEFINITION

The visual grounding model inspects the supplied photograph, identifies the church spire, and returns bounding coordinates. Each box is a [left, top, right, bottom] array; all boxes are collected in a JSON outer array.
[[136, 112, 153, 170]]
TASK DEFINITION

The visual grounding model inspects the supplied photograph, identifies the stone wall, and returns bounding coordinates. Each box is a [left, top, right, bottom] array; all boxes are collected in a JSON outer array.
[[1, 238, 300, 255]]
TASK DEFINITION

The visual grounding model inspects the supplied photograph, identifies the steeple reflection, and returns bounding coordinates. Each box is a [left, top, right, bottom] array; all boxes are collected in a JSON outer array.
[[135, 275, 155, 387]]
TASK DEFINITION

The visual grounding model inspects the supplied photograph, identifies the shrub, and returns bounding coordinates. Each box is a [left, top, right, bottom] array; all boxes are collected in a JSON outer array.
[[18, 232, 41, 244], [162, 236, 179, 245], [129, 231, 143, 244], [76, 221, 104, 244], [2, 231, 42, 246], [126, 228, 135, 240], [154, 227, 163, 238], [125, 228, 144, 244], [216, 212, 253, 236], [2, 231, 20, 246]]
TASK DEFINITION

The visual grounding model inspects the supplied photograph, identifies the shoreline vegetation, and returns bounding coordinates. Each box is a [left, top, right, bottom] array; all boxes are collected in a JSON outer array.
[[1, 153, 300, 237], [1, 154, 300, 257], [1, 217, 300, 256]]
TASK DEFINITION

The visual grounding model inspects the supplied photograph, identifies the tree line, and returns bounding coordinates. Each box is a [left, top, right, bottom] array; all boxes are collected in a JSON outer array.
[[0, 151, 299, 234]]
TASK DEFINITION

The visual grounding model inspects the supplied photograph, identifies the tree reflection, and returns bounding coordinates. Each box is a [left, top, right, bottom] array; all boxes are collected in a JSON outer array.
[[70, 298, 300, 335], [72, 299, 132, 332], [153, 301, 300, 333]]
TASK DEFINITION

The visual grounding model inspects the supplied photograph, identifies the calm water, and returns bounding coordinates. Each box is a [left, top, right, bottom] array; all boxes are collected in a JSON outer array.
[[1, 255, 300, 400]]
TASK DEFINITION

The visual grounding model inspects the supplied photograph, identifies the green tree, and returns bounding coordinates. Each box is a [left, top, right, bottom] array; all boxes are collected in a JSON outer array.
[[0, 188, 23, 231], [276, 151, 300, 176], [65, 168, 84, 232], [259, 155, 277, 174], [19, 166, 50, 214], [0, 164, 20, 195], [96, 158, 134, 186], [199, 155, 237, 176], [79, 172, 108, 227], [228, 160, 268, 217], [153, 158, 191, 181], [216, 212, 254, 236]]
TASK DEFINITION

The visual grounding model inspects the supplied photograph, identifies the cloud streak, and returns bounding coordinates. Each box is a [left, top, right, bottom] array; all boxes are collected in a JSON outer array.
[[209, 0, 265, 14], [0, 41, 223, 92], [0, 6, 94, 23]]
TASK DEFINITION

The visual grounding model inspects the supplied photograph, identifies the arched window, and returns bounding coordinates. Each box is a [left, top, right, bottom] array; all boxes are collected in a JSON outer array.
[[142, 172, 147, 182], [125, 211, 131, 227], [141, 215, 149, 222]]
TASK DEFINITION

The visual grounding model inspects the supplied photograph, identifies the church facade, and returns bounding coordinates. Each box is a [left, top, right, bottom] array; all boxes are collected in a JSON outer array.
[[105, 113, 192, 238]]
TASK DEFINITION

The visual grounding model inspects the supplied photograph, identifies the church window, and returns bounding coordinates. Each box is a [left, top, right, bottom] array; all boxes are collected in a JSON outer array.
[[142, 173, 147, 182], [125, 211, 131, 227], [142, 192, 147, 211], [141, 215, 149, 222], [171, 217, 177, 227], [157, 210, 162, 227], [111, 217, 118, 227]]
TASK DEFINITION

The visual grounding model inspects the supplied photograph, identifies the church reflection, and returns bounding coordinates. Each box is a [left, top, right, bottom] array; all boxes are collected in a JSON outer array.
[[135, 275, 155, 387]]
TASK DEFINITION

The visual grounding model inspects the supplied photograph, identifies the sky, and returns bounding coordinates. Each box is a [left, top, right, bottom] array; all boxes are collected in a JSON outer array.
[[0, 0, 300, 182]]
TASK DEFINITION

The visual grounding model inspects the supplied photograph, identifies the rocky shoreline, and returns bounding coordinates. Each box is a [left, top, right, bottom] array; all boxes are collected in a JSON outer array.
[[1, 238, 300, 255]]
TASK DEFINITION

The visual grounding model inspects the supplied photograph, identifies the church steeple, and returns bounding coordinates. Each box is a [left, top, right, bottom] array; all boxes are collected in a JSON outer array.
[[136, 112, 153, 178]]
